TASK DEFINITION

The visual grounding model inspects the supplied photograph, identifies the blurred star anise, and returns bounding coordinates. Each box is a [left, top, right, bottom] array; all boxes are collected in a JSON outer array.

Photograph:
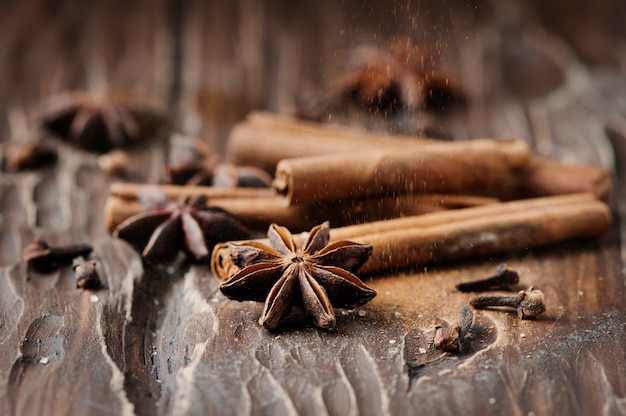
[[332, 40, 465, 113], [220, 222, 376, 330], [41, 91, 162, 153], [113, 187, 251, 263], [164, 134, 272, 187]]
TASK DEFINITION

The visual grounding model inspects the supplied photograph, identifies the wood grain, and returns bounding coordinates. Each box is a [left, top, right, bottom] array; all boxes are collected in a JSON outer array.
[[1, 0, 626, 415]]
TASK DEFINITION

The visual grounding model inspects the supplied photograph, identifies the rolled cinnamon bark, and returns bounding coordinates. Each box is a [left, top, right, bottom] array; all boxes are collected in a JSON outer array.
[[210, 193, 611, 280], [228, 112, 612, 200], [273, 139, 530, 205], [226, 115, 428, 174], [109, 182, 274, 201], [519, 157, 612, 201], [104, 182, 496, 233]]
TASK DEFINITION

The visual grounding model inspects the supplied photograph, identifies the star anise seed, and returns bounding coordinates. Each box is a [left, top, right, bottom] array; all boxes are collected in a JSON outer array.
[[113, 187, 252, 264], [219, 222, 376, 330], [41, 91, 162, 153]]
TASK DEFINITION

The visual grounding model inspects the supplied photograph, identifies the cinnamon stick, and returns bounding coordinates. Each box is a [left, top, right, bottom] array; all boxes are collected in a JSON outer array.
[[104, 182, 497, 233], [519, 157, 611, 201], [227, 112, 612, 199], [210, 193, 611, 280], [273, 139, 530, 205], [109, 182, 274, 201], [226, 112, 434, 173]]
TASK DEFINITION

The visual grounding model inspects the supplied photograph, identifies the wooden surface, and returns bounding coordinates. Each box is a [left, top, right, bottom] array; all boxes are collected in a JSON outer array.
[[1, 0, 626, 415]]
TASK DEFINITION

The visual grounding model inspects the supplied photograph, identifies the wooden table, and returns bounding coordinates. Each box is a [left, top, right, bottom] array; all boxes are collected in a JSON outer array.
[[1, 1, 625, 415]]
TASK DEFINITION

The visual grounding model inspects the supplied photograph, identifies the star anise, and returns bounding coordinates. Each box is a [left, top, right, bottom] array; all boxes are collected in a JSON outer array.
[[164, 134, 221, 186], [331, 40, 465, 113], [113, 187, 252, 264], [41, 91, 162, 153], [219, 222, 376, 330], [164, 134, 272, 187]]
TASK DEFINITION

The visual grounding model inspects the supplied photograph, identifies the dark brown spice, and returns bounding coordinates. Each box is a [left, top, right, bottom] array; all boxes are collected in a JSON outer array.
[[212, 164, 273, 188], [219, 222, 376, 330], [113, 187, 252, 264], [97, 150, 129, 176], [41, 91, 163, 153], [1, 142, 58, 172], [434, 306, 473, 352], [23, 238, 93, 274], [163, 134, 220, 185], [73, 259, 101, 290], [164, 134, 272, 187], [456, 264, 520, 292], [470, 287, 546, 319], [331, 40, 465, 113]]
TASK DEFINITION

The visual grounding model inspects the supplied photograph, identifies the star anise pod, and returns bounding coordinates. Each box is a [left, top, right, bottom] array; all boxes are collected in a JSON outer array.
[[331, 40, 465, 113], [163, 134, 221, 186], [164, 134, 272, 187], [113, 187, 252, 264], [220, 222, 376, 330], [41, 91, 162, 153]]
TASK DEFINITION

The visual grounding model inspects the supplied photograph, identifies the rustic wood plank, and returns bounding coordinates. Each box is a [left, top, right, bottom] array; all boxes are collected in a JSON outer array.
[[0, 1, 173, 415], [1, 0, 626, 415]]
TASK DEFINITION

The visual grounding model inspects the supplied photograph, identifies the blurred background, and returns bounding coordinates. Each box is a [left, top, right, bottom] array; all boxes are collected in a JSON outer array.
[[1, 0, 626, 265], [1, 0, 625, 152]]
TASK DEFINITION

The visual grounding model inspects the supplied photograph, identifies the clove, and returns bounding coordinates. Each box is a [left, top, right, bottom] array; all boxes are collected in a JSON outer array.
[[456, 264, 519, 292], [470, 287, 546, 319], [434, 306, 474, 352], [23, 238, 93, 274], [1, 142, 58, 172], [73, 259, 102, 290]]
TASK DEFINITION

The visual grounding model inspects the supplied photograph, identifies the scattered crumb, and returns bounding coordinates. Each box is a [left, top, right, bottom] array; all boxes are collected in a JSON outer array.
[[489, 398, 496, 405], [520, 333, 526, 338], [357, 310, 366, 317], [90, 295, 99, 303], [39, 357, 49, 365], [418, 347, 427, 354]]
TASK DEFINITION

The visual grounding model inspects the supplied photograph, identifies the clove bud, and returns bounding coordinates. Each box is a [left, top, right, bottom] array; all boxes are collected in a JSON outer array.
[[23, 238, 93, 274], [73, 259, 101, 290], [434, 306, 473, 352], [470, 287, 546, 319], [456, 264, 519, 292]]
